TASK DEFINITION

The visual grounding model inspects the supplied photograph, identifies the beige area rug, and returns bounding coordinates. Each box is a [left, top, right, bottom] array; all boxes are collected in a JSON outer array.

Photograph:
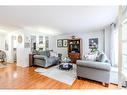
[[35, 64, 77, 85]]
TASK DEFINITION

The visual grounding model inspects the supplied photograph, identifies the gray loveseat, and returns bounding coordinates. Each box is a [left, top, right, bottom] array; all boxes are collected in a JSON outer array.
[[33, 50, 59, 68], [77, 54, 111, 87]]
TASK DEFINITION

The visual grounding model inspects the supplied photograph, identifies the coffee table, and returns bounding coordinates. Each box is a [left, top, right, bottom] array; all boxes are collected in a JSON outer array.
[[59, 63, 73, 70]]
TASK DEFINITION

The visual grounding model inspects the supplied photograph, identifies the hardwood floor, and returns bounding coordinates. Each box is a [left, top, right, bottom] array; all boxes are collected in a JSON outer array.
[[0, 63, 118, 89]]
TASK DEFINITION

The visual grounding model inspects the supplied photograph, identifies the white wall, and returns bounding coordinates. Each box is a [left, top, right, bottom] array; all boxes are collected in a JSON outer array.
[[0, 34, 5, 51], [5, 33, 14, 63], [49, 30, 104, 59]]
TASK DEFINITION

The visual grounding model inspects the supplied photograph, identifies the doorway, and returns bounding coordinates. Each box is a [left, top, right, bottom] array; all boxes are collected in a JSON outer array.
[[12, 36, 17, 63]]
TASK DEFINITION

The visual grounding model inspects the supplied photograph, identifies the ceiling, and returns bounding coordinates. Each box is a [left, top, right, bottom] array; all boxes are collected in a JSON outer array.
[[0, 6, 118, 35]]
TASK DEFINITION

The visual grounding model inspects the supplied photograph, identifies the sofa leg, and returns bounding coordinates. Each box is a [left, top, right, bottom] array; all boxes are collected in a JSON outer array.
[[105, 83, 110, 87], [77, 76, 79, 79], [77, 76, 81, 80]]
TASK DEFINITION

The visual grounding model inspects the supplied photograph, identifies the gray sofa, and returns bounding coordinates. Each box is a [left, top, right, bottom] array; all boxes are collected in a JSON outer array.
[[77, 60, 111, 86], [33, 50, 59, 68]]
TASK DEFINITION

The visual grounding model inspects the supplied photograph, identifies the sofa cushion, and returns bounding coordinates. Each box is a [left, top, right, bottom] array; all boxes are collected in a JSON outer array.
[[77, 60, 111, 71], [34, 55, 47, 60], [38, 50, 50, 57]]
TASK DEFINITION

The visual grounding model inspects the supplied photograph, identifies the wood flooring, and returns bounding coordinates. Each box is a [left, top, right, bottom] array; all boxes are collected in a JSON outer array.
[[0, 63, 118, 89]]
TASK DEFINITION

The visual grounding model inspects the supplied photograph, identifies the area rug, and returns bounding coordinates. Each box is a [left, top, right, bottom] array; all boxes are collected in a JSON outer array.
[[35, 64, 77, 85]]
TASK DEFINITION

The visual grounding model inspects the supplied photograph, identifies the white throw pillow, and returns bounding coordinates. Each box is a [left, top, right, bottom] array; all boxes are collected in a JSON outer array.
[[50, 51, 58, 57], [85, 53, 98, 61]]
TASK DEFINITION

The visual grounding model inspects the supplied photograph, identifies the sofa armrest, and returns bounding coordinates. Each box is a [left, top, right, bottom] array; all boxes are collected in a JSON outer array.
[[77, 60, 111, 71]]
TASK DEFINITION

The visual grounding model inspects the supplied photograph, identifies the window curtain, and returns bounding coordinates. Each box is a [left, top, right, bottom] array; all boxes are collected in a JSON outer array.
[[110, 23, 118, 67]]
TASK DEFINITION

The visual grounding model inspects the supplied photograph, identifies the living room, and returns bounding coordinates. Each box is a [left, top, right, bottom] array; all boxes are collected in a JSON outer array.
[[0, 5, 127, 91]]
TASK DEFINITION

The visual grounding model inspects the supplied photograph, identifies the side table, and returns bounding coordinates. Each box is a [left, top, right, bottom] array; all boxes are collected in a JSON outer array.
[[29, 54, 34, 67]]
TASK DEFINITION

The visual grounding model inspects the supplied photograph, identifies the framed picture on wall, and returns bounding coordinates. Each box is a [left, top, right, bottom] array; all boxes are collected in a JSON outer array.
[[89, 38, 98, 49], [24, 36, 30, 48], [18, 35, 23, 43], [62, 39, 68, 47], [57, 39, 63, 47]]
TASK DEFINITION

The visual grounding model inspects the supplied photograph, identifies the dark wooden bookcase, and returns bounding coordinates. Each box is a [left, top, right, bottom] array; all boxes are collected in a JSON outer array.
[[68, 39, 82, 63]]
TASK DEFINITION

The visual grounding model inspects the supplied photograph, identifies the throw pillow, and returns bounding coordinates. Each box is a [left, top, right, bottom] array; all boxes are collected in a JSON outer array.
[[101, 54, 110, 63], [96, 52, 110, 63], [96, 53, 104, 62], [50, 51, 58, 57], [85, 53, 97, 61], [45, 50, 50, 57]]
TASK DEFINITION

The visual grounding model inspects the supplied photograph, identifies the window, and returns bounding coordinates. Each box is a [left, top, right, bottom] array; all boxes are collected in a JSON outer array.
[[122, 19, 127, 71]]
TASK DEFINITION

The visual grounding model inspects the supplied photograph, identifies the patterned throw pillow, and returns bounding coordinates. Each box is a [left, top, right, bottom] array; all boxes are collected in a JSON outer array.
[[101, 54, 110, 63], [96, 52, 110, 63], [96, 53, 104, 62]]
